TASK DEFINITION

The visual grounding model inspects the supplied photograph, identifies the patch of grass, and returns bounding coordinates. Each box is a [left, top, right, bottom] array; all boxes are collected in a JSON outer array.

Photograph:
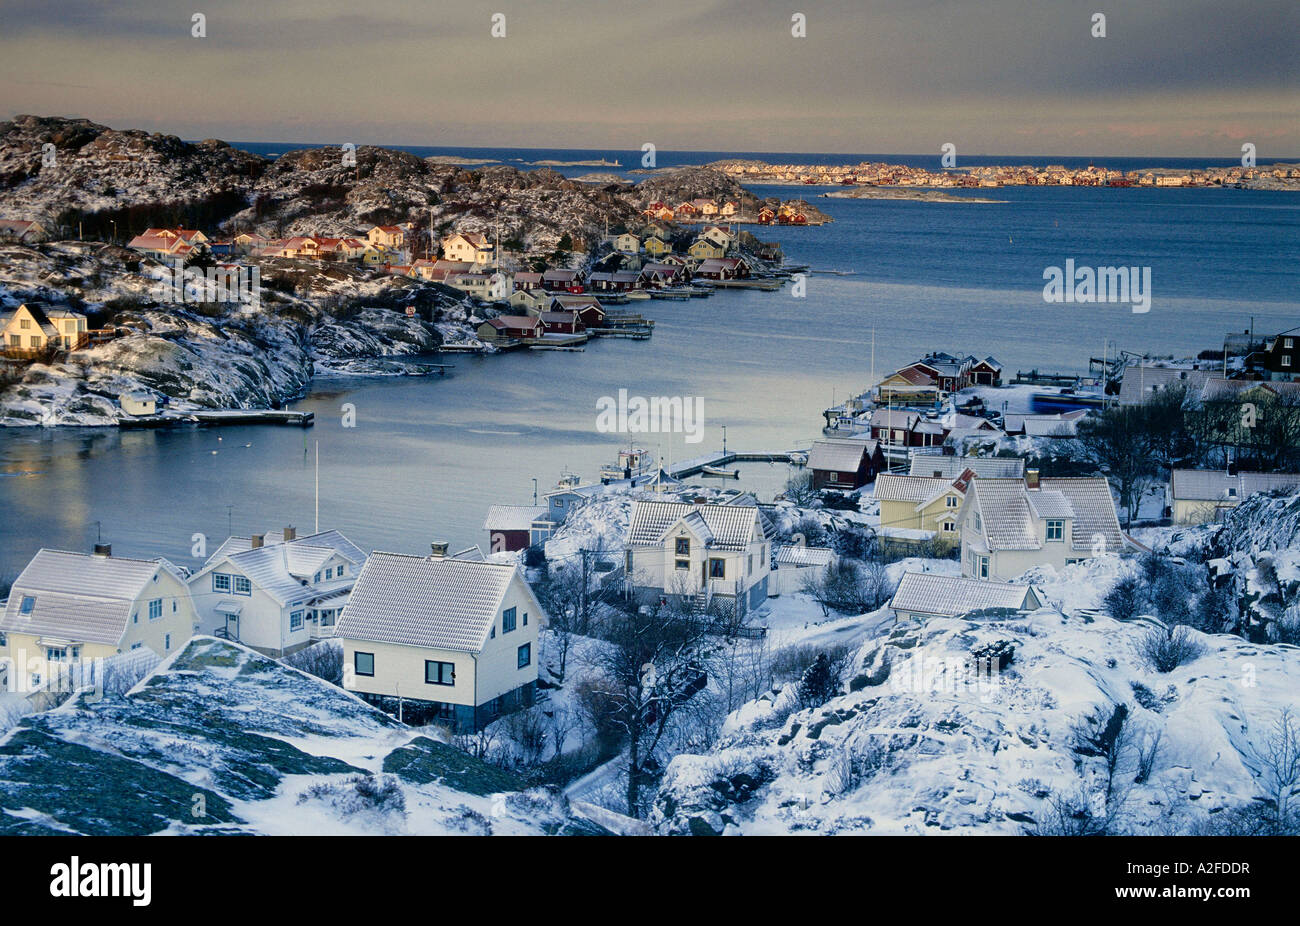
[[383, 736, 524, 796]]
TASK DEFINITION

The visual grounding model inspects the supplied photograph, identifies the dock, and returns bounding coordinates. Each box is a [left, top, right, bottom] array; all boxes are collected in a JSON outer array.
[[118, 409, 314, 429], [667, 449, 803, 479]]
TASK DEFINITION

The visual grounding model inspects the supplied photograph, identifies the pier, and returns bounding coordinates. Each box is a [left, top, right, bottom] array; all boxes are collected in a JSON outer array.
[[667, 449, 804, 479], [118, 409, 315, 429]]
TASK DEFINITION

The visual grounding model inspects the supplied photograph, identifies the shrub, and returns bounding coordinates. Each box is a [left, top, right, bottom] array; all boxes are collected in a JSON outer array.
[[1137, 624, 1206, 673], [283, 641, 343, 685], [1103, 575, 1144, 622]]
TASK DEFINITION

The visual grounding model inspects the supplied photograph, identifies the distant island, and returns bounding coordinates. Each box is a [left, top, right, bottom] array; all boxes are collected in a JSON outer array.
[[708, 157, 1300, 191], [529, 158, 621, 168], [824, 188, 1005, 204]]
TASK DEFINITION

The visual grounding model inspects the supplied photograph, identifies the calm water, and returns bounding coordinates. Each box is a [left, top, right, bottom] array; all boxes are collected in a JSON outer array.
[[1, 177, 1297, 577]]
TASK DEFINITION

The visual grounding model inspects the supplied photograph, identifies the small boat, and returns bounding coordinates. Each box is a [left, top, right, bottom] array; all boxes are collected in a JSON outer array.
[[624, 290, 652, 300], [787, 451, 808, 467], [701, 465, 740, 479], [649, 288, 692, 300], [601, 447, 656, 482]]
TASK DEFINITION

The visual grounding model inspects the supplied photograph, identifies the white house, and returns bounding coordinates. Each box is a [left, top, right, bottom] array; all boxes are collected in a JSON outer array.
[[890, 571, 1041, 621], [1169, 469, 1300, 523], [625, 499, 774, 616], [187, 527, 367, 657], [957, 472, 1123, 582], [0, 545, 197, 690], [334, 551, 542, 731]]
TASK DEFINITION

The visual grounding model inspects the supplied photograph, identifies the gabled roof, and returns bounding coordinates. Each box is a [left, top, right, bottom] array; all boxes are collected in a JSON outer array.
[[775, 545, 835, 567], [194, 530, 366, 607], [483, 505, 549, 532], [627, 500, 768, 550], [890, 572, 1039, 617], [336, 552, 529, 653], [1042, 477, 1123, 552], [808, 438, 876, 472], [874, 473, 957, 503], [1170, 469, 1300, 502], [908, 455, 1025, 479], [0, 550, 180, 645]]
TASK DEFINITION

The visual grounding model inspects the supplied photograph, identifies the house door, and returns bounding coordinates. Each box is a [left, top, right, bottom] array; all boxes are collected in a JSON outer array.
[[700, 561, 708, 591]]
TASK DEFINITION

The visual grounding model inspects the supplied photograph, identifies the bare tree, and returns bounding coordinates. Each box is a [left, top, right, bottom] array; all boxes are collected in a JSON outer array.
[[1259, 707, 1300, 832], [588, 594, 714, 817]]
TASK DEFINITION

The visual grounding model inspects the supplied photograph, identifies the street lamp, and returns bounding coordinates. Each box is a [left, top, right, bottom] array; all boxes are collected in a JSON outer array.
[[721, 425, 727, 455], [531, 477, 538, 505]]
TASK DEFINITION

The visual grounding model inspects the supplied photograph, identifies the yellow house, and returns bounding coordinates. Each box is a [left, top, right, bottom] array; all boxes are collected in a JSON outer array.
[[0, 546, 197, 692], [874, 470, 973, 547], [644, 236, 672, 257], [1, 302, 87, 352], [336, 551, 543, 732], [367, 225, 406, 249], [1169, 469, 1300, 524], [688, 238, 727, 260]]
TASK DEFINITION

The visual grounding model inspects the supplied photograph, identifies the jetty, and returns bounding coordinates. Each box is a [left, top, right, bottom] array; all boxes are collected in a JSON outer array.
[[667, 449, 804, 479], [118, 409, 314, 430]]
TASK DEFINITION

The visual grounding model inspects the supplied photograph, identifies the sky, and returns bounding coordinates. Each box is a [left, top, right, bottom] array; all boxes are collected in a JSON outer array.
[[0, 0, 1296, 157]]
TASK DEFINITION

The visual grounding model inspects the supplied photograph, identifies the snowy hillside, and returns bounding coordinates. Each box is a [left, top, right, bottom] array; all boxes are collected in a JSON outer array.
[[0, 637, 610, 835], [653, 606, 1300, 835]]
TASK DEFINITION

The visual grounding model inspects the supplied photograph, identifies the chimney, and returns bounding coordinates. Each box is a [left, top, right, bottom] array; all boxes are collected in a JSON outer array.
[[1026, 469, 1041, 490], [283, 525, 296, 541], [92, 543, 111, 557], [250, 534, 264, 549], [430, 541, 449, 559]]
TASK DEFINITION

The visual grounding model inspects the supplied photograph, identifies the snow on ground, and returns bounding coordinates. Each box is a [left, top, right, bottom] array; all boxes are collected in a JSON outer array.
[[653, 606, 1300, 835]]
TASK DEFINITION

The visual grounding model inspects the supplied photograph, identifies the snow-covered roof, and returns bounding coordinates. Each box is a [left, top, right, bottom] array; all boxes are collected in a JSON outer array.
[[194, 529, 366, 607], [909, 455, 1025, 479], [968, 477, 1121, 553], [627, 500, 768, 551], [874, 473, 958, 503], [0, 549, 178, 645], [808, 438, 876, 472], [1170, 469, 1300, 502], [483, 505, 549, 532], [890, 572, 1039, 617], [336, 552, 525, 653], [775, 545, 835, 567]]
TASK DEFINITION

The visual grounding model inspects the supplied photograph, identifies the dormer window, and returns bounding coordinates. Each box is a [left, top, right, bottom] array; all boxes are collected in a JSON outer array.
[[1046, 519, 1064, 542]]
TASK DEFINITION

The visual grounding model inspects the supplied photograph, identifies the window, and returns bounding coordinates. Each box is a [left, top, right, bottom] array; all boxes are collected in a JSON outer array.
[[46, 647, 64, 662], [213, 573, 231, 593], [675, 559, 689, 570], [942, 521, 956, 533], [522, 612, 528, 626], [425, 660, 455, 685], [165, 634, 172, 651], [313, 572, 321, 583], [148, 598, 162, 621], [325, 567, 333, 580], [675, 537, 690, 556], [709, 558, 725, 579], [502, 607, 517, 633], [975, 512, 983, 532], [172, 600, 177, 612], [233, 576, 251, 595], [1286, 338, 1294, 349], [337, 564, 346, 576], [131, 642, 142, 650], [1046, 519, 1064, 542], [290, 610, 304, 630], [1284, 356, 1293, 368], [354, 652, 374, 677], [946, 495, 958, 508], [977, 555, 989, 580], [517, 643, 531, 669], [19, 596, 35, 616], [0, 632, 6, 646], [70, 646, 80, 660]]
